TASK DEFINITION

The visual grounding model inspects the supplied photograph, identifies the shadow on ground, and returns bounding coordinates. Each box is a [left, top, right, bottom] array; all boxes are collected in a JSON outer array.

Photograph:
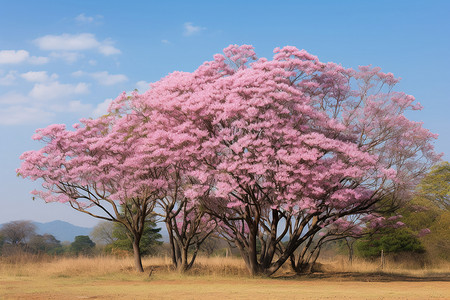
[[275, 271, 450, 282]]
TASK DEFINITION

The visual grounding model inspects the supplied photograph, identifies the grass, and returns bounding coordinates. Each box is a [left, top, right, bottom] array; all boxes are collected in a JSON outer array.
[[0, 254, 449, 299], [320, 256, 450, 277]]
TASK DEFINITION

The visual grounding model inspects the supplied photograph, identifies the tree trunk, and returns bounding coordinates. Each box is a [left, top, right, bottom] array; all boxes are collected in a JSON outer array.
[[345, 238, 354, 265], [132, 237, 144, 272], [238, 230, 263, 276], [177, 245, 189, 272], [166, 222, 179, 268]]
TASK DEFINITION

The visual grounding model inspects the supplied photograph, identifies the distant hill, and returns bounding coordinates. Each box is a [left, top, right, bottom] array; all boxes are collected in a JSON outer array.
[[33, 220, 93, 242]]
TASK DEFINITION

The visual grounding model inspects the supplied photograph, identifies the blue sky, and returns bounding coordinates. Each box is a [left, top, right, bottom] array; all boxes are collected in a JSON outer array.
[[1, 0, 449, 227]]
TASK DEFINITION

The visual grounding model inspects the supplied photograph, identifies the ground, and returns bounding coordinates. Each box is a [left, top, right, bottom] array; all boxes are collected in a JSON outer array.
[[0, 256, 449, 299], [2, 272, 449, 299]]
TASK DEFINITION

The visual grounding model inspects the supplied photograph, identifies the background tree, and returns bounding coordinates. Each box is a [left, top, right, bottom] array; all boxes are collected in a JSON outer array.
[[353, 162, 448, 261], [0, 220, 36, 247], [108, 218, 163, 256], [398, 161, 450, 260], [415, 161, 449, 210], [90, 221, 116, 245], [356, 228, 425, 258], [71, 235, 95, 256], [28, 234, 63, 255]]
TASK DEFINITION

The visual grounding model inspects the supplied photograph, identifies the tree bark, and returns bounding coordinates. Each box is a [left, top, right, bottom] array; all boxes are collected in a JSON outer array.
[[132, 237, 144, 272]]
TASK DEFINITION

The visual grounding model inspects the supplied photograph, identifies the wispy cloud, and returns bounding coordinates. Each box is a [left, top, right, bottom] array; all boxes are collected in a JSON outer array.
[[0, 50, 48, 65], [0, 50, 29, 64], [34, 33, 121, 56], [75, 13, 94, 23], [75, 13, 103, 24], [28, 56, 49, 65], [98, 42, 121, 55], [21, 71, 58, 82], [0, 70, 18, 86], [183, 22, 206, 36], [0, 91, 29, 105], [0, 81, 94, 125], [91, 71, 127, 85], [0, 105, 54, 125], [0, 87, 103, 126], [50, 100, 93, 113], [72, 70, 128, 86], [50, 51, 83, 63], [29, 81, 89, 100]]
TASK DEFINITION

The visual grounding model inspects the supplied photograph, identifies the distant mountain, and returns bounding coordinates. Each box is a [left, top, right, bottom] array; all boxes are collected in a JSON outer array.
[[33, 220, 93, 242]]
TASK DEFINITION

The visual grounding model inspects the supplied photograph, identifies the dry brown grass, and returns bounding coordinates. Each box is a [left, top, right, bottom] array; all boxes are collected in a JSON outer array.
[[321, 255, 450, 277], [0, 253, 250, 279], [1, 252, 449, 278], [0, 254, 449, 299], [1, 253, 134, 278]]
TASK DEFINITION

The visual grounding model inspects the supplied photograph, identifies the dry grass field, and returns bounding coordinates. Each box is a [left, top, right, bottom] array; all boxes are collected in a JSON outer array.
[[0, 255, 449, 299]]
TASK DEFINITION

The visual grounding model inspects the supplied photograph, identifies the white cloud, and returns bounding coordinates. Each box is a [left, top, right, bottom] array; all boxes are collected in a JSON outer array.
[[34, 33, 120, 56], [67, 100, 92, 112], [0, 70, 18, 86], [73, 71, 127, 86], [0, 91, 29, 105], [0, 81, 94, 126], [135, 80, 151, 92], [35, 33, 99, 51], [161, 39, 170, 44], [75, 13, 103, 24], [98, 43, 121, 55], [0, 50, 48, 65], [92, 98, 113, 117], [88, 59, 97, 66], [0, 50, 29, 64], [0, 106, 54, 125], [50, 100, 92, 113], [91, 71, 127, 85], [29, 81, 89, 100], [49, 51, 83, 63], [183, 22, 205, 36], [75, 13, 94, 23], [71, 70, 84, 77], [29, 56, 49, 65], [21, 71, 58, 82]]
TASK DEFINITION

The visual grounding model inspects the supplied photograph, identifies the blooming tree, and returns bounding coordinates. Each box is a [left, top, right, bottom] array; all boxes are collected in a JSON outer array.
[[109, 92, 219, 272], [128, 45, 440, 275], [17, 103, 164, 272], [18, 90, 216, 272], [19, 44, 440, 276]]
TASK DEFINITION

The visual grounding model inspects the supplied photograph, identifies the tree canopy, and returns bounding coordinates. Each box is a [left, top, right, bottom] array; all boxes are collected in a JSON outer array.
[[18, 45, 440, 275], [71, 235, 95, 255]]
